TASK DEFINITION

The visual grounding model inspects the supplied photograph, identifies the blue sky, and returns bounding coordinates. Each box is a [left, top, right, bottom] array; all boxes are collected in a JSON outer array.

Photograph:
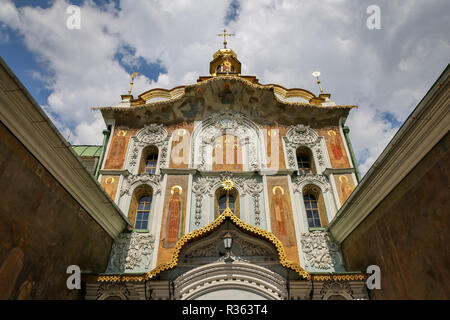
[[0, 0, 449, 175]]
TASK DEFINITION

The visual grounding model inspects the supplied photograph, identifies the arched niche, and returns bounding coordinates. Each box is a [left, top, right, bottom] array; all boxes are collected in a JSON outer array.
[[296, 146, 316, 174], [283, 125, 330, 173], [291, 173, 336, 230], [212, 134, 243, 171], [128, 184, 154, 230], [190, 111, 263, 171], [139, 145, 159, 174], [124, 124, 169, 174]]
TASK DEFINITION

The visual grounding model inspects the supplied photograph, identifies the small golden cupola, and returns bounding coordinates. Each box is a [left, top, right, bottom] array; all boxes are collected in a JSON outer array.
[[210, 29, 241, 76]]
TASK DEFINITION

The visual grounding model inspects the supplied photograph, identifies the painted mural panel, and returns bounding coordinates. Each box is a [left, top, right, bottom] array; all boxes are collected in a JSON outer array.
[[212, 135, 243, 171], [266, 176, 300, 265], [318, 127, 350, 168], [261, 125, 288, 170], [334, 174, 355, 205], [169, 122, 193, 169], [156, 175, 189, 266], [100, 175, 119, 200], [104, 128, 136, 170]]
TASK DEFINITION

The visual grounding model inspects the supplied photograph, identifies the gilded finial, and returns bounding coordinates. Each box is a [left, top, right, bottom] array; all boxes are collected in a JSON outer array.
[[128, 72, 138, 95], [312, 71, 324, 94], [222, 179, 234, 191], [217, 29, 234, 49], [221, 179, 234, 212]]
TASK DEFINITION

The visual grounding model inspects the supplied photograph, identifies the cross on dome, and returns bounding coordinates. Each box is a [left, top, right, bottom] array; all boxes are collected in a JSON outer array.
[[217, 29, 234, 49]]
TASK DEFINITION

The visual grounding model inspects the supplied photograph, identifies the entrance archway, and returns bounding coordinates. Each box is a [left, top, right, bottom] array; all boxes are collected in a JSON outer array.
[[174, 261, 287, 300]]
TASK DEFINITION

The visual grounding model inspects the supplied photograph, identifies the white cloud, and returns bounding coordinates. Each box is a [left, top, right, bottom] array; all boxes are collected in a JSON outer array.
[[0, 0, 449, 173]]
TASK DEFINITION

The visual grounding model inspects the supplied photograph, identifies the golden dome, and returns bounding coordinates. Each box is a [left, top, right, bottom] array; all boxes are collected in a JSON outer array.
[[213, 48, 238, 59], [210, 47, 241, 76]]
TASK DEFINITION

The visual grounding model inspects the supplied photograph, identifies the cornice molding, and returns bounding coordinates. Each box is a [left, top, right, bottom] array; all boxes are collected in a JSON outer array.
[[99, 169, 130, 176], [159, 168, 198, 175], [323, 168, 355, 176], [0, 58, 130, 239], [328, 65, 450, 243]]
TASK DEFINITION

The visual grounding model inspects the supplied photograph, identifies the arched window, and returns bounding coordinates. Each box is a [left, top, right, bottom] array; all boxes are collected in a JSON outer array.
[[145, 154, 158, 174], [303, 194, 321, 228], [302, 184, 329, 228], [296, 147, 315, 174], [218, 194, 235, 215], [215, 187, 239, 219], [128, 184, 153, 230], [139, 145, 159, 174], [135, 195, 152, 229]]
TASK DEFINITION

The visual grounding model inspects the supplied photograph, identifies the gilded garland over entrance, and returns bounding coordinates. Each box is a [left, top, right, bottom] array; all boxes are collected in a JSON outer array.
[[97, 179, 311, 282]]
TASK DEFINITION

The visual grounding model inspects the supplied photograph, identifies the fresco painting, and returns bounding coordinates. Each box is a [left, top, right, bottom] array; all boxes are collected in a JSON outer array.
[[169, 122, 193, 169], [334, 174, 355, 205], [212, 135, 243, 171], [104, 128, 136, 170], [319, 128, 350, 168], [266, 176, 300, 265], [156, 175, 189, 266], [262, 125, 288, 170], [101, 176, 119, 200]]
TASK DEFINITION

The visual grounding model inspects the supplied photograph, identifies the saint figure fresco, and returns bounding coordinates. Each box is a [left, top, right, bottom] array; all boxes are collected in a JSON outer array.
[[105, 130, 128, 169], [212, 135, 242, 171], [328, 130, 343, 161], [339, 175, 354, 204], [270, 186, 295, 246], [162, 186, 184, 248]]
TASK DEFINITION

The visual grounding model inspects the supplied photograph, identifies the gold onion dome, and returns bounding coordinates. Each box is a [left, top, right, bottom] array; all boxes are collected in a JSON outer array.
[[210, 48, 242, 76]]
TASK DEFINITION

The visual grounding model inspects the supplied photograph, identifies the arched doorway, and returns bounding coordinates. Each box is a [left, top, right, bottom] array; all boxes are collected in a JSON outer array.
[[174, 261, 287, 300]]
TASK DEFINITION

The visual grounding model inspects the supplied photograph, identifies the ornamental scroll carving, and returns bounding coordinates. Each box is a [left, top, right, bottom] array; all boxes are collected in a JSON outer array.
[[120, 173, 162, 197], [291, 174, 331, 193], [182, 230, 274, 260], [191, 174, 264, 226], [193, 112, 260, 171], [283, 125, 326, 170], [127, 124, 170, 172], [233, 237, 272, 256], [97, 282, 130, 300], [106, 232, 155, 272], [320, 280, 353, 300], [300, 231, 340, 270]]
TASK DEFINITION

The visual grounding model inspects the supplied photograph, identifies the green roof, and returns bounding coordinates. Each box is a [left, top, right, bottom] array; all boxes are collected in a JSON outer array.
[[72, 145, 103, 157]]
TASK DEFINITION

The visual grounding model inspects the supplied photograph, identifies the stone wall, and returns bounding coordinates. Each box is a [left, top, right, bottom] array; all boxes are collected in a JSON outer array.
[[0, 123, 113, 299], [341, 132, 450, 299]]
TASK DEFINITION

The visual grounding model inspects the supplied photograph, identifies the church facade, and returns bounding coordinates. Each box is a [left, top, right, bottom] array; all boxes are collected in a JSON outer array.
[[83, 45, 369, 300]]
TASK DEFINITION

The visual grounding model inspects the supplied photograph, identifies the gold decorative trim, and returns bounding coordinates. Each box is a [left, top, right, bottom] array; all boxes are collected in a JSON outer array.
[[145, 208, 311, 281], [311, 274, 367, 281], [96, 275, 145, 283], [95, 211, 370, 284]]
